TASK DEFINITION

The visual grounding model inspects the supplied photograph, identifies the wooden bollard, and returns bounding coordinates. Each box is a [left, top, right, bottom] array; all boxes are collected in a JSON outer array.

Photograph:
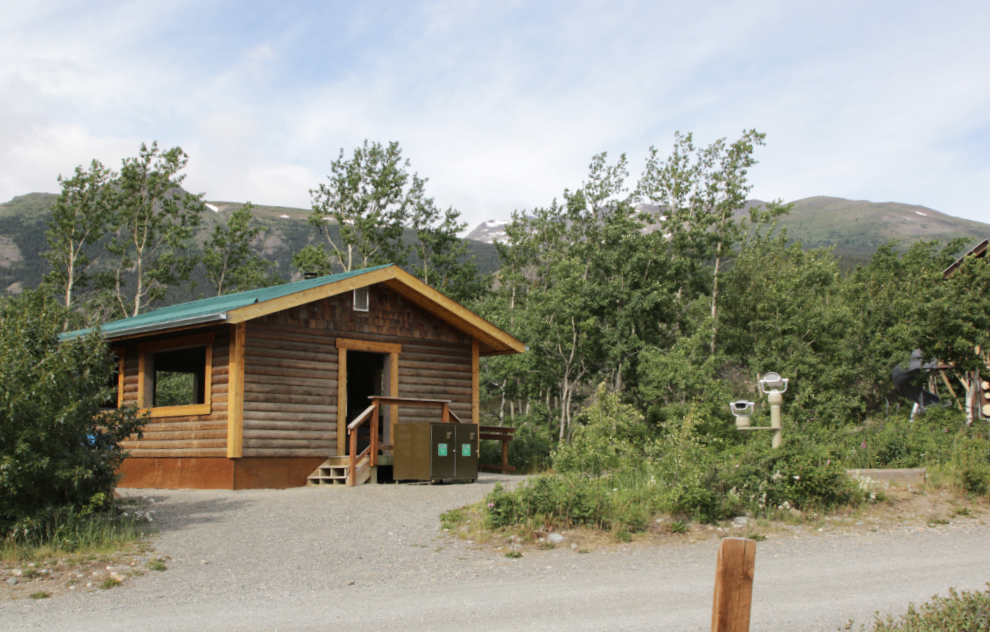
[[710, 537, 757, 632]]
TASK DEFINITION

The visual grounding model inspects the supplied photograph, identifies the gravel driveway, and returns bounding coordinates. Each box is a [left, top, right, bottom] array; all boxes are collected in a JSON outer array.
[[3, 474, 990, 631]]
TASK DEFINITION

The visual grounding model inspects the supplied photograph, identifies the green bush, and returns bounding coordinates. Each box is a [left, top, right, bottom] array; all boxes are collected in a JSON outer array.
[[552, 386, 651, 475], [851, 585, 990, 631], [850, 407, 968, 470], [485, 422, 866, 530], [0, 291, 145, 538]]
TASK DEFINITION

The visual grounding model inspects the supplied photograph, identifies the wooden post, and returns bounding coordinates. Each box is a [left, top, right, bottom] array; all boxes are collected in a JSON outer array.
[[348, 424, 357, 487], [389, 351, 399, 448], [711, 538, 757, 632], [501, 437, 509, 473], [441, 402, 450, 423], [337, 348, 347, 457], [371, 401, 379, 467], [227, 323, 245, 459]]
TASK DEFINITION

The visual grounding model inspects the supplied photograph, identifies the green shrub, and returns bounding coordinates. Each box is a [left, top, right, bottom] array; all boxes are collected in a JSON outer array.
[[553, 386, 651, 475], [0, 291, 146, 538], [851, 585, 990, 631]]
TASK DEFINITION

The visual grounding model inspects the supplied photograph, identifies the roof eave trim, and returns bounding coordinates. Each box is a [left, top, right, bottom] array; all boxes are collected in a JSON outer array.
[[103, 313, 229, 340]]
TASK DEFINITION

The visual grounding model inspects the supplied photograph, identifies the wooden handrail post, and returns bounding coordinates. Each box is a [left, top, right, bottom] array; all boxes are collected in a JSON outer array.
[[349, 423, 358, 487], [441, 402, 450, 423], [711, 537, 757, 632], [371, 401, 379, 467]]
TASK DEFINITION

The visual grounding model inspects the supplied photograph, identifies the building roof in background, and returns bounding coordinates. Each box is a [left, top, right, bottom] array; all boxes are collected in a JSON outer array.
[[943, 238, 989, 279]]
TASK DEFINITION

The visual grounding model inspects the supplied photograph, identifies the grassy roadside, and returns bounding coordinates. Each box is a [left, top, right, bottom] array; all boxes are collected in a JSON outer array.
[[441, 479, 989, 555], [1, 497, 163, 600]]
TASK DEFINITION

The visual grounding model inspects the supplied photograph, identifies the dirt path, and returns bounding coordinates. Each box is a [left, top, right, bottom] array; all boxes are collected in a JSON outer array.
[[3, 475, 989, 631]]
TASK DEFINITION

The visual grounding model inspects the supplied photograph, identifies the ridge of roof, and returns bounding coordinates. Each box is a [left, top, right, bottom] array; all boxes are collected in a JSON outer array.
[[61, 264, 394, 340]]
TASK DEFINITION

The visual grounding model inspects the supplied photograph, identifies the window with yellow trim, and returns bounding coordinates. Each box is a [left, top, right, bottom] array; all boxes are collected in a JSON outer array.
[[138, 333, 213, 418]]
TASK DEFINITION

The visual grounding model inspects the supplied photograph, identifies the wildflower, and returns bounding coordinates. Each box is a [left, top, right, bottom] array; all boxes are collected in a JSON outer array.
[[771, 471, 783, 482], [734, 464, 739, 468], [488, 503, 494, 508], [793, 475, 800, 480], [860, 442, 867, 449], [826, 460, 831, 466]]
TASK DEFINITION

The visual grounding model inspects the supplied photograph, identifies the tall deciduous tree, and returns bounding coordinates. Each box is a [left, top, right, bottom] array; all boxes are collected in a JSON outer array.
[[104, 142, 204, 317], [41, 160, 114, 318], [203, 203, 280, 296], [298, 140, 419, 274], [637, 130, 786, 353], [411, 201, 486, 304]]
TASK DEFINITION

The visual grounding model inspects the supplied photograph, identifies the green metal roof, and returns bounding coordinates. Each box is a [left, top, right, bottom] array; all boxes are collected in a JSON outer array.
[[61, 264, 394, 341]]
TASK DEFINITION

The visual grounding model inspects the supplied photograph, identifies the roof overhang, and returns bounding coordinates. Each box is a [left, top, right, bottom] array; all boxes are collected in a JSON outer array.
[[943, 238, 989, 279]]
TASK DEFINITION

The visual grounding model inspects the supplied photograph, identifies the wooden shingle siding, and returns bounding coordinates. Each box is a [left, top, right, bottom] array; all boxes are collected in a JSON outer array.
[[242, 321, 338, 457], [120, 325, 230, 458]]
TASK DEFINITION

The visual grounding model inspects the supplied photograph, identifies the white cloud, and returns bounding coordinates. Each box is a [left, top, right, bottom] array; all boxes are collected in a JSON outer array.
[[0, 0, 988, 230]]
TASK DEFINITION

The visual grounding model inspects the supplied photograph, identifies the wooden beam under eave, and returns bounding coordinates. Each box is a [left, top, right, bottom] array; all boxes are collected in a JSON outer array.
[[472, 338, 479, 425], [227, 323, 245, 459]]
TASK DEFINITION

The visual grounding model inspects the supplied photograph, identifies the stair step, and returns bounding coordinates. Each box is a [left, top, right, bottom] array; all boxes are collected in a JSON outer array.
[[305, 455, 373, 487]]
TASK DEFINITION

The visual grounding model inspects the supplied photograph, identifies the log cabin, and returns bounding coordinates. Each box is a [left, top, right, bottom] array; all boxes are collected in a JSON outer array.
[[64, 264, 524, 489]]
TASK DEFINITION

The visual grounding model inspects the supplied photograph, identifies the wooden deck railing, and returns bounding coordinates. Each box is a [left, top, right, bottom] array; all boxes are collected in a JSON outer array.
[[347, 396, 462, 486]]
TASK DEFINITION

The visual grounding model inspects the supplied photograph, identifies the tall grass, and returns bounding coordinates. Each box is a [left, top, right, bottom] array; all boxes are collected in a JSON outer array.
[[1, 510, 149, 564]]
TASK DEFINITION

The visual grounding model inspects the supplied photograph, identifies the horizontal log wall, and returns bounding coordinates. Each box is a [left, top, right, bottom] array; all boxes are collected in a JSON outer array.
[[397, 341, 472, 423], [242, 322, 338, 458], [120, 325, 230, 458], [245, 284, 475, 456]]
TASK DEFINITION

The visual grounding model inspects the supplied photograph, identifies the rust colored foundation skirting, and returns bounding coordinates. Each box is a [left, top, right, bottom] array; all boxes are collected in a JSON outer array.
[[118, 457, 328, 490]]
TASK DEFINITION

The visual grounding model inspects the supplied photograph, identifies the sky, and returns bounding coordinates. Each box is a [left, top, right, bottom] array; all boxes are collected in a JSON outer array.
[[2, 0, 989, 230]]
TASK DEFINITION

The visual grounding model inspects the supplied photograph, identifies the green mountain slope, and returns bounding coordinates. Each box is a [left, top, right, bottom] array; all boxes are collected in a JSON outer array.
[[745, 196, 989, 264], [0, 193, 500, 301]]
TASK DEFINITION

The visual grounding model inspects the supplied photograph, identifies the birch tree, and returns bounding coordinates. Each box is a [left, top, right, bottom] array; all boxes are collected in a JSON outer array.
[[298, 140, 418, 274], [411, 201, 485, 303], [104, 142, 204, 317], [637, 130, 785, 353], [203, 203, 279, 296], [41, 160, 114, 317]]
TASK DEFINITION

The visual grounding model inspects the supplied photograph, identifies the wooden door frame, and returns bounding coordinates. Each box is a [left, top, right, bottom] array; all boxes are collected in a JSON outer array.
[[335, 338, 401, 456]]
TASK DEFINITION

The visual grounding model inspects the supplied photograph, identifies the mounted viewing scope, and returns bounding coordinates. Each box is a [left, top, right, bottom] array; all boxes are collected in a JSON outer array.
[[730, 371, 788, 448], [759, 372, 789, 394], [729, 400, 754, 429]]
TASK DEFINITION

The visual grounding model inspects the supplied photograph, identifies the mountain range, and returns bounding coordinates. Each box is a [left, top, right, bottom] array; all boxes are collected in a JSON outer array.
[[0, 193, 986, 299], [465, 196, 989, 266]]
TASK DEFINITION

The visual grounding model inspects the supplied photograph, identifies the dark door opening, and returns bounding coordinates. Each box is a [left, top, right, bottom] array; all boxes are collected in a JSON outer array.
[[346, 351, 385, 456]]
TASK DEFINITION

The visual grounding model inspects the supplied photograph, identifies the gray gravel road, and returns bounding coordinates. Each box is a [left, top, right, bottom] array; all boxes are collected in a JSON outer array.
[[3, 474, 989, 631]]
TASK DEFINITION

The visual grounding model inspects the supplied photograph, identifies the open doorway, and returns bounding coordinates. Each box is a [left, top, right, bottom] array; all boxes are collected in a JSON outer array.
[[346, 351, 385, 456]]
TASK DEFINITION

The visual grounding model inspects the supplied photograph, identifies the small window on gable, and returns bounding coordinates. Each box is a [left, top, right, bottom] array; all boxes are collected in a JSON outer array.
[[138, 333, 213, 418], [354, 286, 370, 312]]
